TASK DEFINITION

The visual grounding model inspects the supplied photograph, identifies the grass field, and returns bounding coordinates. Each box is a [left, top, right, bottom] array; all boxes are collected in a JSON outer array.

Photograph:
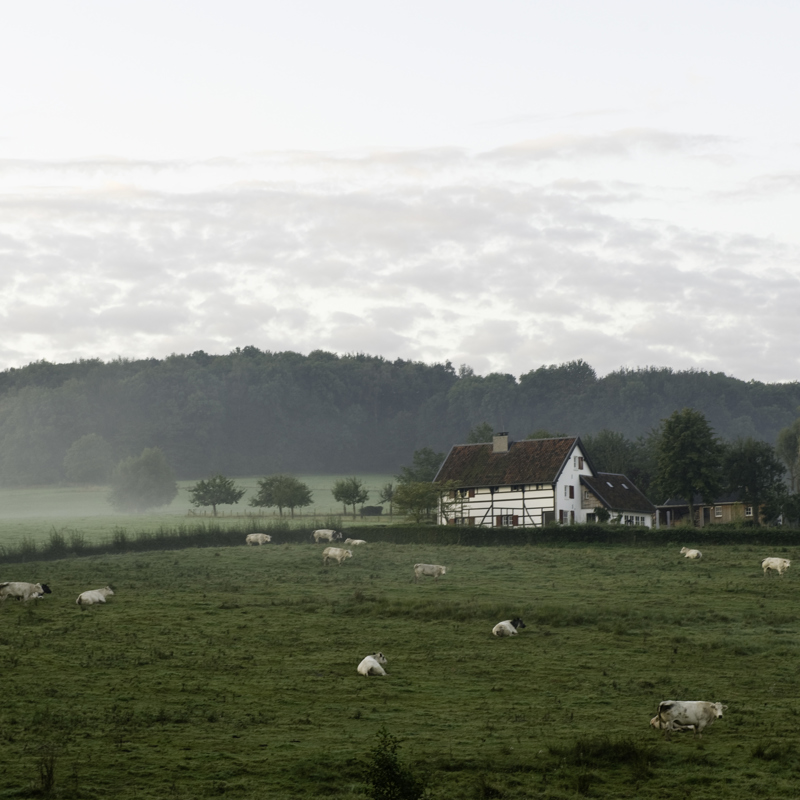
[[2, 538, 799, 799], [0, 475, 395, 547]]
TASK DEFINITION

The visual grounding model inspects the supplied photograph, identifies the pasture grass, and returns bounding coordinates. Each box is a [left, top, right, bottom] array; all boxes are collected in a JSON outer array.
[[2, 541, 800, 798], [0, 474, 396, 547]]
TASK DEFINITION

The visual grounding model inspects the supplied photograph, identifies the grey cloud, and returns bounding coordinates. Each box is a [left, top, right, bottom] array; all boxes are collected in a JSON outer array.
[[0, 143, 799, 381]]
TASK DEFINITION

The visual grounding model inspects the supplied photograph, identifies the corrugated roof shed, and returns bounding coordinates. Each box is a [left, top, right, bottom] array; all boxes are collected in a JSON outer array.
[[581, 473, 656, 514], [434, 437, 578, 487]]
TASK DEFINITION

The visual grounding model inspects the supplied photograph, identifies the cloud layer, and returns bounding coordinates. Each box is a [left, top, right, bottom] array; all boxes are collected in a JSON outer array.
[[1, 135, 799, 382]]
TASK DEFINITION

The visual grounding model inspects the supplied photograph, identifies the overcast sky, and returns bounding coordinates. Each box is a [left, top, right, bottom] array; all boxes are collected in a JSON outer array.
[[2, 0, 799, 381]]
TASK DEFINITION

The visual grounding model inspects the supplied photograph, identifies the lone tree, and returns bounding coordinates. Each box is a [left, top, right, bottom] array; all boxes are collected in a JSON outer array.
[[332, 477, 369, 518], [108, 447, 178, 512], [188, 474, 246, 516], [250, 474, 313, 517], [723, 438, 786, 525], [63, 433, 114, 484], [395, 448, 444, 484], [656, 408, 722, 527]]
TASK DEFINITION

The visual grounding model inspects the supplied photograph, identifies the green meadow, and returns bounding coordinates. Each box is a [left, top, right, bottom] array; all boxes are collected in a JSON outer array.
[[2, 537, 800, 799], [0, 475, 395, 547]]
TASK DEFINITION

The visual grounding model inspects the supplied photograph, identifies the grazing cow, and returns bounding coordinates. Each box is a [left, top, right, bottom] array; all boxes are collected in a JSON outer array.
[[650, 700, 727, 739], [492, 618, 526, 637], [357, 652, 388, 676], [344, 538, 367, 545], [76, 586, 115, 606], [762, 557, 791, 576], [414, 563, 447, 583], [313, 529, 343, 544], [359, 506, 383, 517], [0, 582, 51, 602], [245, 533, 272, 546], [322, 547, 353, 566], [680, 547, 702, 560]]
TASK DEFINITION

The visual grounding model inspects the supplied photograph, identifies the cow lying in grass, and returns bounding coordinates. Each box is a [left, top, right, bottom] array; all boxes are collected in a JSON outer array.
[[650, 700, 727, 739], [492, 618, 526, 637], [77, 586, 115, 606], [357, 652, 388, 676], [0, 582, 51, 602]]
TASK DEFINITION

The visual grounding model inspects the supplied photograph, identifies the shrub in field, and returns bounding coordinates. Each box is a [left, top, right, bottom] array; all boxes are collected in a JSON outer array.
[[361, 727, 428, 800]]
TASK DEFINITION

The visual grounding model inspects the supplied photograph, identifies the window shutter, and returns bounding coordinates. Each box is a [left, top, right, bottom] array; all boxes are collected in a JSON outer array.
[[496, 515, 502, 527], [468, 488, 475, 498], [569, 486, 575, 499], [512, 515, 519, 526], [559, 510, 564, 523]]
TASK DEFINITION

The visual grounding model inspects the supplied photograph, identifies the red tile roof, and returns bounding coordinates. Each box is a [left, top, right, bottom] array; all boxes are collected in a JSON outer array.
[[434, 437, 578, 487]]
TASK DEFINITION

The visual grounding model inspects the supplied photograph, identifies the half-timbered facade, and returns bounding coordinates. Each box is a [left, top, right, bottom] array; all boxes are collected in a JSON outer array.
[[435, 433, 655, 527]]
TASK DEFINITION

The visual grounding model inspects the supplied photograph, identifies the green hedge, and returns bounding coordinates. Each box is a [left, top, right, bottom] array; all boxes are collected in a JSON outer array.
[[2, 521, 799, 565]]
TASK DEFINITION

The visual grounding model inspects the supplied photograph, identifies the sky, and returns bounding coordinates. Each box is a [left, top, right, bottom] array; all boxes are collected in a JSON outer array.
[[1, 0, 799, 382]]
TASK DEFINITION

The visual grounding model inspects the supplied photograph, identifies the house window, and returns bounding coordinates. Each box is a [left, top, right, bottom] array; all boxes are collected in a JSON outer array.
[[583, 490, 591, 500], [573, 456, 584, 469], [745, 506, 753, 517], [715, 506, 722, 518]]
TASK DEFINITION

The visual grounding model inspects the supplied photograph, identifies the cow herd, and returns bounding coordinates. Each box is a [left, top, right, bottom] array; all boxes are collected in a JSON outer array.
[[4, 534, 793, 741]]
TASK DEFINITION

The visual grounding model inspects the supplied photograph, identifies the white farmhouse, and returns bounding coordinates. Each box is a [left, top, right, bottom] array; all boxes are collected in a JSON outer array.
[[435, 432, 655, 528]]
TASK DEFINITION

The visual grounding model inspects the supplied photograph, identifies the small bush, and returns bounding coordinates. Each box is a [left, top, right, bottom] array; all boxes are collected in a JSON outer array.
[[361, 727, 427, 800]]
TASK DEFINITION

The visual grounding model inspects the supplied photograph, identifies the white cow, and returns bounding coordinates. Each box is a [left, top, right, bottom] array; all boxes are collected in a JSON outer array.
[[650, 700, 727, 739], [245, 533, 272, 545], [76, 586, 115, 606], [680, 547, 702, 560], [0, 582, 51, 602], [414, 563, 446, 583], [492, 618, 526, 637], [323, 547, 353, 566], [344, 538, 367, 546], [357, 652, 388, 677], [313, 529, 343, 544], [762, 557, 791, 576]]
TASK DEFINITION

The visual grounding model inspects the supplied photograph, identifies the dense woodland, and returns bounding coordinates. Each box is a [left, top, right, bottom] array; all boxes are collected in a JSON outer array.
[[1, 348, 798, 488]]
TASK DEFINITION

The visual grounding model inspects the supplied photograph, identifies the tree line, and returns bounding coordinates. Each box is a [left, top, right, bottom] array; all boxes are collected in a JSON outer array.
[[2, 348, 800, 487]]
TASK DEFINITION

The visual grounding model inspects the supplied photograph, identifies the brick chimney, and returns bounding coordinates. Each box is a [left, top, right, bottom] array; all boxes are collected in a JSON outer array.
[[492, 432, 509, 453]]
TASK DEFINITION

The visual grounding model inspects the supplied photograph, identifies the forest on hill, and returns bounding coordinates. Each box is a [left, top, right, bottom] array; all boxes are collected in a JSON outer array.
[[0, 347, 798, 487]]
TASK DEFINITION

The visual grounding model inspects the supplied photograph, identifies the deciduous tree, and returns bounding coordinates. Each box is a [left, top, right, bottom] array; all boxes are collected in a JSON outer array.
[[63, 433, 113, 484], [723, 438, 786, 525], [776, 420, 800, 493], [655, 408, 722, 527], [395, 448, 444, 484], [107, 447, 178, 512], [188, 474, 246, 516], [250, 474, 313, 517], [332, 477, 369, 518], [394, 481, 455, 524], [466, 422, 494, 443], [378, 482, 395, 516]]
